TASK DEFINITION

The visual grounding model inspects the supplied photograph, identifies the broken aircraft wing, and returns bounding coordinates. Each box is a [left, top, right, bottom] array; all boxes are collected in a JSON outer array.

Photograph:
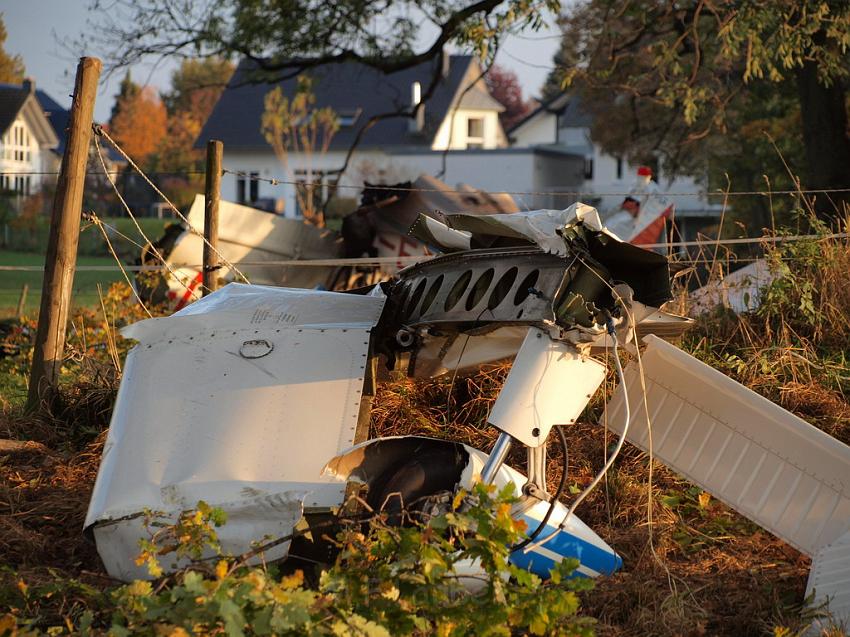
[[159, 195, 343, 307], [603, 334, 850, 624]]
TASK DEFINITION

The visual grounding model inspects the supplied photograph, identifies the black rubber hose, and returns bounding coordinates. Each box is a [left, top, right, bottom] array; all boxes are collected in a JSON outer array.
[[511, 424, 569, 552]]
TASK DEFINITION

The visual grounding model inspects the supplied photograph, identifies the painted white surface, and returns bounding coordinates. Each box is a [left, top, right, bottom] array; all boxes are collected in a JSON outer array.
[[489, 328, 606, 448], [432, 108, 505, 150], [806, 529, 850, 629], [605, 335, 850, 558], [689, 260, 776, 316], [162, 195, 342, 305], [85, 284, 386, 580], [511, 111, 557, 147]]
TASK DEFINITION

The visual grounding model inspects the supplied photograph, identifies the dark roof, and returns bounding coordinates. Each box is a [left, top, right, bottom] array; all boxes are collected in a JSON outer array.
[[196, 56, 478, 151], [0, 83, 71, 154], [0, 83, 29, 138], [507, 92, 593, 134], [36, 89, 71, 154]]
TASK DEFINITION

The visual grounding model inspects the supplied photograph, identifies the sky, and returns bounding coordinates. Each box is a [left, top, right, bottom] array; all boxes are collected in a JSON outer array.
[[2, 1, 562, 122]]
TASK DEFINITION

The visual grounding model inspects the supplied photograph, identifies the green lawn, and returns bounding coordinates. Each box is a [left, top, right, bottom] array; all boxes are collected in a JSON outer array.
[[0, 250, 127, 317], [0, 217, 169, 317], [3, 216, 169, 258]]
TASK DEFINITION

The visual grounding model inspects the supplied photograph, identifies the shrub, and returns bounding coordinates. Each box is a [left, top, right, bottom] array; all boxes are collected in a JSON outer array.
[[2, 485, 595, 636]]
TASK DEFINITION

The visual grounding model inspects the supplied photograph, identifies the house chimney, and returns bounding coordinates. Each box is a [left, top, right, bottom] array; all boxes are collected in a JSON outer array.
[[22, 78, 34, 94], [409, 81, 424, 133], [442, 54, 450, 78]]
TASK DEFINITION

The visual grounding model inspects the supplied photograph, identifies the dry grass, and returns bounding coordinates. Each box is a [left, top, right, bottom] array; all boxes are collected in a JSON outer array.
[[365, 233, 850, 635], [0, 236, 848, 634], [0, 425, 105, 578], [370, 371, 819, 635]]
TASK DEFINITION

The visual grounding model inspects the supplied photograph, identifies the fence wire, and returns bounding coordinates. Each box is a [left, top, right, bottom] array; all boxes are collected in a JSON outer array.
[[3, 144, 850, 314]]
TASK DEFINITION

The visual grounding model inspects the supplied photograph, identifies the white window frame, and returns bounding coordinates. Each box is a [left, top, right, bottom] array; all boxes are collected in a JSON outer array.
[[465, 116, 485, 149]]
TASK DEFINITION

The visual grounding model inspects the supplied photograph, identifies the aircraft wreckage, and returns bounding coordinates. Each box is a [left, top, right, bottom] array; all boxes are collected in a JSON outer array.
[[86, 203, 850, 627]]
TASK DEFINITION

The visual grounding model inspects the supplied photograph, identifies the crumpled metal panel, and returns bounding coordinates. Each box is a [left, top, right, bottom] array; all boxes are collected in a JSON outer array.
[[85, 284, 386, 580], [165, 195, 342, 295], [410, 203, 607, 256], [604, 335, 850, 558], [688, 259, 775, 316]]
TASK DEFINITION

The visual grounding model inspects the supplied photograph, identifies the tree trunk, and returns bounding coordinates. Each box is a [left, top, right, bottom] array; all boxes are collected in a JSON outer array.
[[796, 60, 850, 224]]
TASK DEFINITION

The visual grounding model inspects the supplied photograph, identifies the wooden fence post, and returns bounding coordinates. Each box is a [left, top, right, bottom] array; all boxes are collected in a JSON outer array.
[[203, 140, 222, 296], [27, 57, 101, 411]]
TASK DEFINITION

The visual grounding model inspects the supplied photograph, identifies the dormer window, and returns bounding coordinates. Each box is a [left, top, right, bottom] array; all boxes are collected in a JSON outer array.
[[466, 116, 484, 149]]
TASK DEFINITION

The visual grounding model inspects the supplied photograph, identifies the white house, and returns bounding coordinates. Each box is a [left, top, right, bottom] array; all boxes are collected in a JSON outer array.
[[0, 80, 60, 205], [197, 56, 586, 216], [509, 93, 722, 238]]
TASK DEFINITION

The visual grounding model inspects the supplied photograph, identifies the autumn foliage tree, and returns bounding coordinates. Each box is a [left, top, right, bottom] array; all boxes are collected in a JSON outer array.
[[163, 58, 233, 122], [144, 58, 234, 206], [485, 63, 531, 130], [262, 76, 339, 226], [109, 83, 167, 163], [0, 15, 24, 84]]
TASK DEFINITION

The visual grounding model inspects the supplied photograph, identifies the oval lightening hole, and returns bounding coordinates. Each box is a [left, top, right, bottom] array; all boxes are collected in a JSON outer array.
[[419, 274, 443, 316], [444, 270, 472, 312], [396, 284, 411, 316], [488, 266, 518, 310], [513, 269, 540, 306], [406, 279, 427, 318], [466, 268, 495, 311]]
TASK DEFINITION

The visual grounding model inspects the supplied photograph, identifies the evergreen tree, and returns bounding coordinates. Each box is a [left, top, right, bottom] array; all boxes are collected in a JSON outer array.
[[109, 71, 141, 123]]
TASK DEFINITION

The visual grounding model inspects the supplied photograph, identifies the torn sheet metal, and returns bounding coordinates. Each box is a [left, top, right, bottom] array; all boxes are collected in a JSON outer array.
[[688, 259, 776, 316], [85, 284, 385, 580], [411, 326, 529, 378], [160, 195, 343, 307], [604, 335, 850, 558], [405, 204, 671, 310], [345, 175, 519, 272], [410, 203, 608, 256], [324, 436, 622, 579], [604, 183, 674, 249]]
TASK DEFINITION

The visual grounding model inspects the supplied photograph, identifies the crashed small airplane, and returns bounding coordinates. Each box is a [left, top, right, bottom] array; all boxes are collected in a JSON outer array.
[[87, 203, 850, 627], [140, 194, 344, 309], [144, 175, 520, 308]]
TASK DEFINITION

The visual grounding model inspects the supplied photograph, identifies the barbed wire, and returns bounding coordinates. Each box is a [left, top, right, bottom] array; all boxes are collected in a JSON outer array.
[[0, 170, 207, 177], [87, 211, 153, 317], [221, 168, 850, 199], [81, 215, 150, 253], [1, 231, 846, 273], [6, 166, 848, 199], [93, 125, 251, 285], [92, 131, 204, 301]]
